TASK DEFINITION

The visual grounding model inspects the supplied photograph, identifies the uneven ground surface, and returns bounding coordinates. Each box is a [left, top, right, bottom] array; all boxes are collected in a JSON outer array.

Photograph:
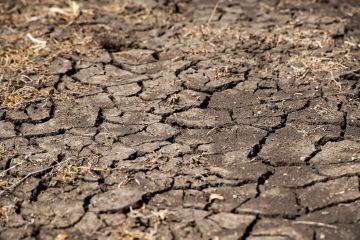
[[1, 0, 360, 239]]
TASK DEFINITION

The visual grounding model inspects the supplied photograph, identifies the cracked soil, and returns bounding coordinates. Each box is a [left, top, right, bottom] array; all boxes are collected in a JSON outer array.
[[1, 0, 360, 239]]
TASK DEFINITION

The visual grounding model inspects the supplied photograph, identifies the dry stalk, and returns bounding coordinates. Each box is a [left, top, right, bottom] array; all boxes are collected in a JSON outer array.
[[207, 0, 221, 27]]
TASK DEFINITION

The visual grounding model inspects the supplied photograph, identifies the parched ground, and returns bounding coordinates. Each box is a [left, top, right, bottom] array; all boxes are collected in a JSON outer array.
[[1, 0, 360, 239]]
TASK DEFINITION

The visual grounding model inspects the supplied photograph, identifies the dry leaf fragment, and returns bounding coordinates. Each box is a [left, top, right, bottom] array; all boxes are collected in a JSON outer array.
[[54, 234, 68, 240], [209, 193, 224, 201], [49, 1, 80, 19], [26, 33, 47, 49]]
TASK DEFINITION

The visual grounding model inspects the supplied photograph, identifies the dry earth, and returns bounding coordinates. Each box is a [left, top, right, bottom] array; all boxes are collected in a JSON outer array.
[[1, 0, 360, 239]]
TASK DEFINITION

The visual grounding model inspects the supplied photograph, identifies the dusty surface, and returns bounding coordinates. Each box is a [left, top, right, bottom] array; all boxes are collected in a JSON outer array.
[[1, 0, 360, 239]]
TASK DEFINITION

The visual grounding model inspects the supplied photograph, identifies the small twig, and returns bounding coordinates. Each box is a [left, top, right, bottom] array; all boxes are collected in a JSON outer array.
[[294, 221, 337, 229], [299, 68, 310, 80], [0, 162, 60, 197], [207, 126, 219, 136], [330, 71, 342, 91], [207, 0, 221, 27], [0, 161, 24, 177]]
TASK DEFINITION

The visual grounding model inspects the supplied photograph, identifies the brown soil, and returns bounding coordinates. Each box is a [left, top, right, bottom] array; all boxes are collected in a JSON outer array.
[[1, 0, 360, 239]]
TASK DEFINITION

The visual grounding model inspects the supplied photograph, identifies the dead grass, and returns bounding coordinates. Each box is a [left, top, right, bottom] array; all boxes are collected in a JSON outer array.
[[49, 165, 87, 186], [1, 0, 358, 109], [49, 155, 104, 186], [182, 6, 359, 90], [2, 87, 53, 109], [0, 0, 186, 109], [0, 0, 80, 25], [0, 32, 94, 75], [128, 8, 185, 25], [183, 24, 242, 41], [183, 0, 357, 68], [344, 36, 360, 50], [111, 207, 170, 240], [0, 143, 7, 157], [0, 205, 12, 223], [276, 28, 335, 49], [0, 1, 95, 109], [0, 180, 10, 191], [98, 1, 185, 25]]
